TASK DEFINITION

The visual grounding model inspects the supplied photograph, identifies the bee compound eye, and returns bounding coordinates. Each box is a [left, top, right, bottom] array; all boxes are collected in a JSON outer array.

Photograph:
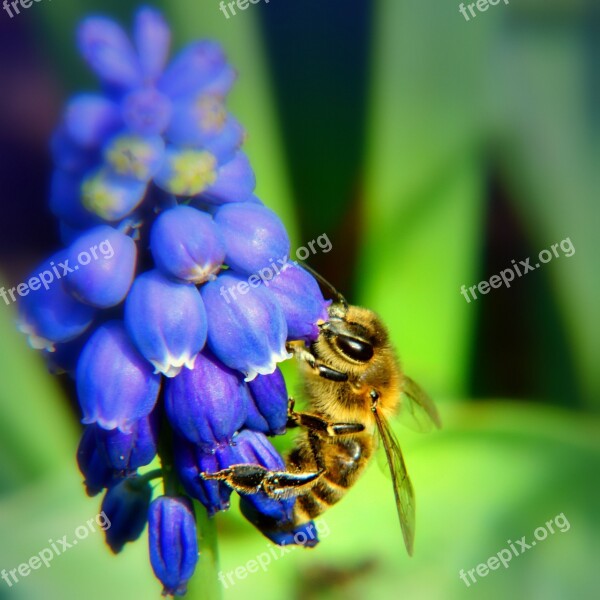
[[335, 334, 374, 362]]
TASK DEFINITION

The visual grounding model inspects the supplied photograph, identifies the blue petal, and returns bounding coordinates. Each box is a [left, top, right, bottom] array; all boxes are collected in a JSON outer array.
[[77, 426, 117, 497], [158, 41, 227, 99], [267, 263, 330, 342], [133, 7, 171, 83], [77, 321, 162, 432], [245, 368, 288, 435], [201, 272, 290, 381], [102, 476, 152, 553], [148, 496, 198, 596], [121, 88, 173, 136], [65, 225, 137, 308], [17, 253, 96, 351], [174, 437, 235, 516], [81, 167, 147, 221], [150, 205, 225, 283], [125, 270, 208, 377], [77, 16, 142, 91], [200, 152, 256, 205], [95, 410, 160, 470], [165, 350, 248, 448], [63, 94, 121, 149], [240, 499, 320, 547], [214, 202, 290, 276]]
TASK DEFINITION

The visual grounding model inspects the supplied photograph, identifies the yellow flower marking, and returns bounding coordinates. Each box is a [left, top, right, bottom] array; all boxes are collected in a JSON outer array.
[[167, 150, 217, 196], [196, 95, 227, 133], [106, 136, 159, 180]]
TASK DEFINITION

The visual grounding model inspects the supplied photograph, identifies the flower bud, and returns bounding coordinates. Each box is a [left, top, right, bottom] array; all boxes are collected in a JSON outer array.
[[267, 263, 330, 342], [133, 7, 171, 84], [102, 476, 152, 554], [174, 437, 236, 516], [165, 350, 248, 448], [201, 273, 290, 381], [201, 152, 256, 205], [150, 205, 225, 284], [95, 411, 160, 471], [77, 321, 161, 432], [17, 253, 96, 351], [64, 225, 137, 308], [228, 430, 294, 522], [245, 368, 288, 435], [62, 93, 121, 149], [77, 426, 117, 497], [214, 202, 289, 275], [49, 170, 100, 230], [240, 499, 320, 547], [148, 496, 198, 597], [125, 270, 208, 377], [77, 16, 142, 91], [82, 167, 147, 221]]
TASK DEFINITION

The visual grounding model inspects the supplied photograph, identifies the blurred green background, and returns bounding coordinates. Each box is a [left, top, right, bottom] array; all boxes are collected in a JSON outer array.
[[0, 0, 598, 599]]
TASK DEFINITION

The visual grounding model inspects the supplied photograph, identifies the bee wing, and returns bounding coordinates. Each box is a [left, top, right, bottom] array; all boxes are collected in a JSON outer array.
[[373, 408, 415, 556], [398, 376, 442, 433]]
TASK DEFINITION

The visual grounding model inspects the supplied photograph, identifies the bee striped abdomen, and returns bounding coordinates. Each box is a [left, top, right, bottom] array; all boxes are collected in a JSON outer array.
[[290, 435, 373, 522]]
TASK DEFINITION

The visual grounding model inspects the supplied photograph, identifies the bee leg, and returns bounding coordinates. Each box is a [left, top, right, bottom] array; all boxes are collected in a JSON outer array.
[[289, 410, 365, 437], [201, 464, 324, 500], [286, 343, 348, 382]]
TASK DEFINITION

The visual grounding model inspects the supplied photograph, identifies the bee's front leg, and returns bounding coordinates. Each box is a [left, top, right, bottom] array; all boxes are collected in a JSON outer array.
[[201, 464, 323, 499], [287, 407, 365, 437], [286, 342, 348, 382]]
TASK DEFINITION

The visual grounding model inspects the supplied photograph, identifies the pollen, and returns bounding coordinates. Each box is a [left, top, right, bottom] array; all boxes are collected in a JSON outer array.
[[167, 150, 217, 196], [106, 136, 159, 180]]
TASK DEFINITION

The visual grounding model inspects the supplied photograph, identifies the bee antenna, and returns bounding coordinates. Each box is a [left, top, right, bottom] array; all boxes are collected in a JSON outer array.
[[298, 261, 348, 309]]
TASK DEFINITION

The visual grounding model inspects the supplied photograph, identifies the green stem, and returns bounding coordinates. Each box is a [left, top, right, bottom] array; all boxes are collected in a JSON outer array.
[[157, 423, 221, 600]]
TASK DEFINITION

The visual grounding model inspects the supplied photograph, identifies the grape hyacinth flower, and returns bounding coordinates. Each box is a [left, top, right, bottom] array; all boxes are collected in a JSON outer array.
[[18, 6, 331, 595]]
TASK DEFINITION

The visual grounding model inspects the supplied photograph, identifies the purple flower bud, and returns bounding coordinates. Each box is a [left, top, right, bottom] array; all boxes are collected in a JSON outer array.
[[229, 430, 295, 522], [77, 321, 161, 433], [150, 205, 225, 284], [174, 437, 236, 516], [240, 499, 319, 547], [154, 147, 217, 196], [64, 225, 137, 308], [158, 40, 226, 99], [17, 253, 95, 351], [82, 167, 147, 221], [102, 476, 152, 554], [103, 133, 165, 181], [165, 350, 248, 448], [148, 496, 198, 596], [201, 273, 290, 381], [62, 94, 121, 150], [245, 368, 288, 435], [267, 263, 330, 342], [214, 202, 289, 275], [125, 270, 208, 377], [95, 411, 160, 470], [133, 7, 171, 83], [201, 152, 256, 205], [77, 426, 117, 497], [77, 16, 142, 91], [121, 88, 172, 136]]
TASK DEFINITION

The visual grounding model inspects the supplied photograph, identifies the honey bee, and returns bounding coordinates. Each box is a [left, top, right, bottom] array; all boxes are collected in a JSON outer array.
[[202, 267, 441, 555]]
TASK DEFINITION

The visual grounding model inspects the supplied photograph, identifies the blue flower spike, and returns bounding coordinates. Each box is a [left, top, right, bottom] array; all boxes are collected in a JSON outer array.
[[125, 269, 208, 377], [149, 496, 199, 597], [20, 6, 337, 592]]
